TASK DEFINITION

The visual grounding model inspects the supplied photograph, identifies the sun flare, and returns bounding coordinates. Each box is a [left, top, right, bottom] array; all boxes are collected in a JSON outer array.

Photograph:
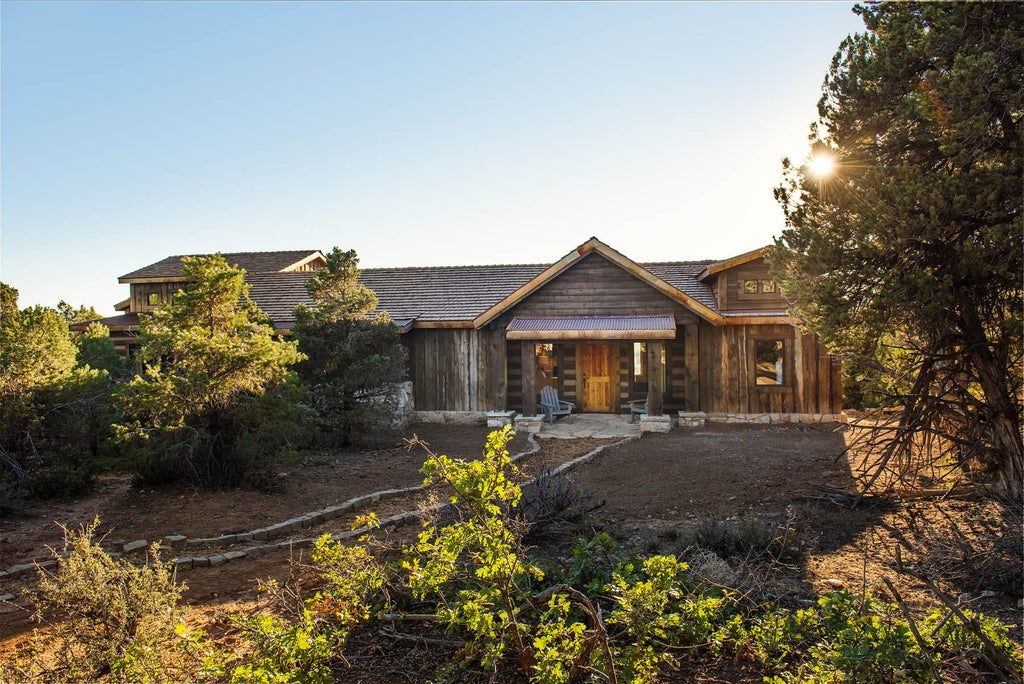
[[807, 153, 836, 177]]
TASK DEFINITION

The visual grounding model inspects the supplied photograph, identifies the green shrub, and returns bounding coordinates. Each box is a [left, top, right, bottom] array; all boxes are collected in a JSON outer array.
[[24, 519, 217, 682]]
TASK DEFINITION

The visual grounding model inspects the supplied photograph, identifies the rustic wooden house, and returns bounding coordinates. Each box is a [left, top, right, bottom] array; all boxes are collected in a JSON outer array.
[[81, 238, 841, 419]]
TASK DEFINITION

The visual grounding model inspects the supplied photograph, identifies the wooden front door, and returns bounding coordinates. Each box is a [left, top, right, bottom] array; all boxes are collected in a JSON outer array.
[[580, 343, 615, 412]]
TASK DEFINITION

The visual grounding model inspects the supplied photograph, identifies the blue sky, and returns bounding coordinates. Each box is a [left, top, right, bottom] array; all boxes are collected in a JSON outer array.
[[1, 1, 864, 314]]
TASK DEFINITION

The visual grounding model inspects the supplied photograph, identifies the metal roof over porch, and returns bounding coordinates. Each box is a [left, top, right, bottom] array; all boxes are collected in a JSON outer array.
[[505, 314, 677, 340]]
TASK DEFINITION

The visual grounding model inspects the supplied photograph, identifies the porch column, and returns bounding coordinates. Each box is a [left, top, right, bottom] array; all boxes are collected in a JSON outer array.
[[490, 330, 507, 410], [647, 341, 664, 416], [521, 341, 537, 415]]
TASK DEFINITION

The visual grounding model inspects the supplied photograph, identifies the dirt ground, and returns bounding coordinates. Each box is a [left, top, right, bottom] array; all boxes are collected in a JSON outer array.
[[1, 420, 1020, 680]]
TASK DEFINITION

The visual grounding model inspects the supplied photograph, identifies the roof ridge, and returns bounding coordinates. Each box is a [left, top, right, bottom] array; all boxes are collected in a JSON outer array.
[[642, 260, 716, 266]]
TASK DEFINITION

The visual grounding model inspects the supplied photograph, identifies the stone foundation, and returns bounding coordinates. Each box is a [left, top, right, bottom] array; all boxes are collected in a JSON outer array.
[[677, 411, 707, 428], [514, 414, 544, 434], [704, 412, 841, 424], [639, 414, 671, 433], [486, 410, 517, 428], [409, 410, 486, 425]]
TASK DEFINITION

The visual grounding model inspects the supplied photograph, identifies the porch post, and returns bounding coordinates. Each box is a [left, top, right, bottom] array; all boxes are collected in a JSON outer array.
[[521, 341, 537, 415], [647, 341, 664, 416], [491, 329, 507, 410]]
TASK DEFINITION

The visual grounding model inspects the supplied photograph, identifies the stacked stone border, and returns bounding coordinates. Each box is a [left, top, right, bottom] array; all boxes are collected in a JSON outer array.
[[1, 432, 637, 592]]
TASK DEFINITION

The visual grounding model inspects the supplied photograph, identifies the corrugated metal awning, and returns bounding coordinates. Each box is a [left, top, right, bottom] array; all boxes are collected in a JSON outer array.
[[505, 315, 676, 340]]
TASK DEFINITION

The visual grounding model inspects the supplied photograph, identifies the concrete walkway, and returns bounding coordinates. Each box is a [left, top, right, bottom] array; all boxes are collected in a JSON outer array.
[[538, 413, 640, 439]]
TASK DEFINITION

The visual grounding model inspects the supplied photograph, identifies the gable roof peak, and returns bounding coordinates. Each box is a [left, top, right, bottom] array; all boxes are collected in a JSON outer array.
[[473, 237, 725, 327], [698, 245, 773, 280]]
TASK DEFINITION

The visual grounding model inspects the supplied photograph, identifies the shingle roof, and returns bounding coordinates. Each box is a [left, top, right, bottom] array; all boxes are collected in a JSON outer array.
[[644, 262, 718, 310], [359, 265, 548, 322], [246, 272, 316, 329], [188, 261, 721, 329], [118, 246, 729, 330], [119, 251, 322, 282]]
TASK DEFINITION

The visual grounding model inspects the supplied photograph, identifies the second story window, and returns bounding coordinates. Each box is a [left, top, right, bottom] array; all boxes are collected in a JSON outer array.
[[147, 293, 160, 306], [739, 277, 778, 298]]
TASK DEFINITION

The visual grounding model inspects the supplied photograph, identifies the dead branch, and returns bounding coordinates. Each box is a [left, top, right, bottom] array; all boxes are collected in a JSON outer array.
[[882, 577, 944, 683]]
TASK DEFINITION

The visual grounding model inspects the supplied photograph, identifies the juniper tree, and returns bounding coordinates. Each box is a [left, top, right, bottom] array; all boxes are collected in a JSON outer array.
[[293, 247, 408, 445], [771, 2, 1023, 497], [117, 254, 308, 487]]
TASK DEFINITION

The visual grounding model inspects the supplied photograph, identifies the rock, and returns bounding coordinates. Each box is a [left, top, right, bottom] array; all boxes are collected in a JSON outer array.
[[163, 534, 187, 550], [123, 539, 149, 554], [823, 578, 845, 590]]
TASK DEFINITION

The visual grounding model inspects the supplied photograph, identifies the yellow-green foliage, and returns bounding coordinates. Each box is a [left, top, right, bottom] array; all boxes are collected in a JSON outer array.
[[229, 535, 386, 683]]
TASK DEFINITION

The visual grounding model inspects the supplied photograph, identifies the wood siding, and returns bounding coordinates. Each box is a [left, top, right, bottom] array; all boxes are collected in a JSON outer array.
[[720, 259, 789, 312], [494, 252, 699, 326], [406, 322, 839, 416], [696, 321, 841, 414], [405, 327, 504, 411], [130, 283, 183, 313]]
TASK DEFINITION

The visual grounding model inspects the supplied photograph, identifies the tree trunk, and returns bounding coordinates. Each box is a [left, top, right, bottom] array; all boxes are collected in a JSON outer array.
[[959, 300, 1023, 500]]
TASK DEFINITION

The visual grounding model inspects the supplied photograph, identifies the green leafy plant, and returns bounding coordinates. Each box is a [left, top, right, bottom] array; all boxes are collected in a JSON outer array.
[[403, 426, 544, 672], [230, 534, 387, 683], [115, 254, 310, 488]]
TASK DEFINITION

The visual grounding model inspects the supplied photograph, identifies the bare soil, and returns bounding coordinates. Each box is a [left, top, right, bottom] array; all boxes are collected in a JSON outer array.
[[1, 421, 1020, 682]]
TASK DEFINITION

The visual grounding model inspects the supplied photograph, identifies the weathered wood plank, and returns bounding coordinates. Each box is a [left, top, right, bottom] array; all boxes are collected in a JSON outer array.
[[647, 341, 664, 416], [521, 342, 536, 415]]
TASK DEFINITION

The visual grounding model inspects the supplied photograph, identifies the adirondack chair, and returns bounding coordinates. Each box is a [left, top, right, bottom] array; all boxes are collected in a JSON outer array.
[[539, 386, 574, 423], [628, 395, 648, 422]]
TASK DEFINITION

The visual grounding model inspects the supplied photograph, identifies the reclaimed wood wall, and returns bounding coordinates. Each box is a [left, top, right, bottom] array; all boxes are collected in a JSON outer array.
[[696, 321, 841, 414], [130, 283, 183, 313], [406, 321, 839, 415], [405, 327, 505, 411]]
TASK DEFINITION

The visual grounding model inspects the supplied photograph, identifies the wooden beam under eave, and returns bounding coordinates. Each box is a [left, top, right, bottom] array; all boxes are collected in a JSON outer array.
[[409, 320, 476, 329], [117, 276, 189, 284], [722, 315, 802, 326]]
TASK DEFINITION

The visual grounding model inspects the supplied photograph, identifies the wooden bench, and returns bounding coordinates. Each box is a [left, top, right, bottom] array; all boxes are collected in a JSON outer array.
[[539, 386, 574, 423]]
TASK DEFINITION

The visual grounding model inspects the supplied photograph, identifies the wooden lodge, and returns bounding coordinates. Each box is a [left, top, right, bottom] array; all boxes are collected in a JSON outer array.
[[81, 238, 842, 419]]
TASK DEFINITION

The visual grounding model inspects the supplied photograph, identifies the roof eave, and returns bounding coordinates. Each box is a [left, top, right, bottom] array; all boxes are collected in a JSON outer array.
[[698, 245, 772, 281], [118, 276, 189, 284], [279, 251, 327, 272]]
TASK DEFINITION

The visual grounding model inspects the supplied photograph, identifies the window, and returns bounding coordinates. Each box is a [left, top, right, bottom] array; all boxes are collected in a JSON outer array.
[[535, 343, 558, 391], [147, 293, 160, 306], [754, 339, 784, 385], [738, 277, 779, 298], [633, 342, 666, 387]]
